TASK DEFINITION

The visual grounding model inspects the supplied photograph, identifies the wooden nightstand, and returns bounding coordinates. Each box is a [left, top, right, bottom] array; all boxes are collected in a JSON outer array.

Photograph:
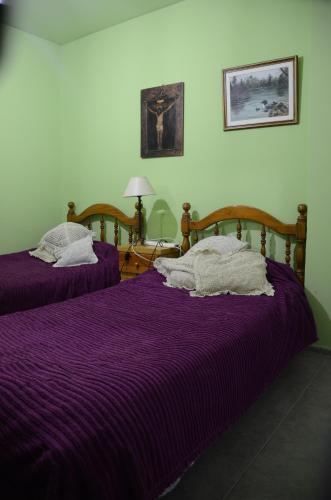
[[118, 244, 180, 280]]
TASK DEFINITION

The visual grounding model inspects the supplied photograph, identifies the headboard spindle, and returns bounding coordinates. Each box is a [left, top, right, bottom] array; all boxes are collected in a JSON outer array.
[[100, 216, 105, 242], [237, 220, 242, 240], [285, 236, 291, 265], [114, 219, 119, 247], [261, 225, 266, 257]]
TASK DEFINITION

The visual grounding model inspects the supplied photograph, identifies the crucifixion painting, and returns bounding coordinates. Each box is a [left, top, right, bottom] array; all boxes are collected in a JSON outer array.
[[141, 82, 184, 158], [147, 97, 178, 150]]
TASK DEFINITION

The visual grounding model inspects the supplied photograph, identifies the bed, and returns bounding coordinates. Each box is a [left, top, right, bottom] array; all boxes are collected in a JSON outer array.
[[0, 202, 137, 315], [0, 203, 316, 500]]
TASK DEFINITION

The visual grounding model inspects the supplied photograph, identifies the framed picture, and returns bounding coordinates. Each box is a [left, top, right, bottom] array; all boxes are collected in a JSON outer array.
[[223, 56, 298, 131], [141, 82, 184, 158]]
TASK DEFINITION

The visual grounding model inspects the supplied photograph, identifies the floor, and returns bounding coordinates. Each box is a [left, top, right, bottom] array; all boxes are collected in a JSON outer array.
[[166, 348, 331, 500]]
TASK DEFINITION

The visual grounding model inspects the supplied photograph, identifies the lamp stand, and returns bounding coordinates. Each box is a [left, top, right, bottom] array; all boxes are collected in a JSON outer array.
[[136, 195, 144, 245]]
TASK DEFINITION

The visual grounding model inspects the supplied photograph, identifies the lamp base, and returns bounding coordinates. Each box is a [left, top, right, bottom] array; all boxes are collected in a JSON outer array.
[[135, 195, 144, 244]]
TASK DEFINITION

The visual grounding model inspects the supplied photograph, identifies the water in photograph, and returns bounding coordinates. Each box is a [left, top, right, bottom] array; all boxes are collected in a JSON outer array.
[[230, 87, 289, 122]]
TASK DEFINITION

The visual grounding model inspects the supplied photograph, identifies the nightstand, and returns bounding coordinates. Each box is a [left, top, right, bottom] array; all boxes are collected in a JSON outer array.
[[118, 244, 180, 280]]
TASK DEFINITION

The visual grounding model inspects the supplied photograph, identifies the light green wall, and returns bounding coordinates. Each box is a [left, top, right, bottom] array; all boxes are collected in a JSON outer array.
[[60, 0, 311, 232], [0, 27, 61, 254], [305, 0, 331, 349]]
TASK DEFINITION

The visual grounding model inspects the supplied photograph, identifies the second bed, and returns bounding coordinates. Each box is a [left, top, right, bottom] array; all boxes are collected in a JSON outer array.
[[0, 202, 137, 315]]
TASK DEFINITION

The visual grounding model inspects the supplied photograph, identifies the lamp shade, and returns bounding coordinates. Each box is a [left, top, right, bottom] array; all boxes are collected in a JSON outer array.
[[123, 176, 155, 197]]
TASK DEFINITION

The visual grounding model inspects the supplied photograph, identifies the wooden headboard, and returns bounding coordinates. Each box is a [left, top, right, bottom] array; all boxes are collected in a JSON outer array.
[[181, 203, 307, 285], [67, 202, 138, 247]]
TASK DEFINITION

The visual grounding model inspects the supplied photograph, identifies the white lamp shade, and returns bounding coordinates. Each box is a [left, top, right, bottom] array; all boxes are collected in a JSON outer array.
[[123, 176, 155, 197]]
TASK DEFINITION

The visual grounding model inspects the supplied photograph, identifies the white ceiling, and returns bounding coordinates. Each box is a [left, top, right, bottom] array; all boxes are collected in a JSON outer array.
[[6, 0, 183, 45]]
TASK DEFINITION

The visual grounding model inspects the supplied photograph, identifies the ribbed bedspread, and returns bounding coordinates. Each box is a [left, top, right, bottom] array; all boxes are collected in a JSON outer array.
[[0, 241, 120, 315], [0, 260, 316, 500]]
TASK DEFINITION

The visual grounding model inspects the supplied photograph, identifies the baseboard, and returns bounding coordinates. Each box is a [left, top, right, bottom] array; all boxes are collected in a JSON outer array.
[[308, 345, 331, 356]]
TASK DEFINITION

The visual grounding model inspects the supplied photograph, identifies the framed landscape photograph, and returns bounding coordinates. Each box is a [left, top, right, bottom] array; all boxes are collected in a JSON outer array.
[[223, 56, 298, 131], [141, 82, 184, 158]]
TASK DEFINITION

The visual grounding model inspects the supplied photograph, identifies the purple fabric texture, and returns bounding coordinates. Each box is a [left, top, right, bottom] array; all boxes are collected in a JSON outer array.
[[0, 260, 316, 500], [0, 242, 120, 315]]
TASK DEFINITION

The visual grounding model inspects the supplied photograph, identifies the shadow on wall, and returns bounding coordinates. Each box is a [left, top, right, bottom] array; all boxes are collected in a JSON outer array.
[[146, 199, 178, 242], [305, 289, 331, 349]]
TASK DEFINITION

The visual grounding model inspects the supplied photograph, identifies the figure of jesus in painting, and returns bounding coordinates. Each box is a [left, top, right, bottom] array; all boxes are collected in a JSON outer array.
[[147, 97, 178, 150]]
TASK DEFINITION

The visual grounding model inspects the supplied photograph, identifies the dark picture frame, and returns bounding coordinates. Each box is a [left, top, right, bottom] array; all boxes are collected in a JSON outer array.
[[223, 56, 298, 131], [141, 82, 184, 158]]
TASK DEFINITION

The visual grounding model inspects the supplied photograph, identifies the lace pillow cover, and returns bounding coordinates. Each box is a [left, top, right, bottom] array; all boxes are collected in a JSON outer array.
[[53, 235, 98, 267], [186, 235, 248, 255], [29, 222, 98, 267], [39, 222, 92, 256], [191, 249, 274, 297]]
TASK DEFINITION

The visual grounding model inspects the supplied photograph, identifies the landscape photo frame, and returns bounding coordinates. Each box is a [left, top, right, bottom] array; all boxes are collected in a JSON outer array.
[[223, 56, 298, 131]]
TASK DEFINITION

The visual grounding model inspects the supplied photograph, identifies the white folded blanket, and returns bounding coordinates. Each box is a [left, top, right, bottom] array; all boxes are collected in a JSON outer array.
[[154, 250, 195, 286], [154, 247, 274, 297]]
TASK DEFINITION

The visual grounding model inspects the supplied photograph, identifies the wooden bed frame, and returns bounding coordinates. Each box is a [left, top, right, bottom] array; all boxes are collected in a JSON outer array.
[[181, 203, 307, 285], [67, 202, 138, 247]]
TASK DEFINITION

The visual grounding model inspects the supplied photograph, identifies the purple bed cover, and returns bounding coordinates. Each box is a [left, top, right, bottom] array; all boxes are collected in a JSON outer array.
[[0, 260, 316, 500], [0, 241, 120, 315]]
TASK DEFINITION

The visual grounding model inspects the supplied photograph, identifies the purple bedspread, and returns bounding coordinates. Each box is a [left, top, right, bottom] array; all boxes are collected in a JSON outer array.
[[0, 260, 316, 500], [0, 241, 120, 315]]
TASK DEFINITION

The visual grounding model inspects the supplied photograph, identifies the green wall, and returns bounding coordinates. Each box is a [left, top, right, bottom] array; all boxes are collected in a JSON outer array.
[[0, 27, 61, 253], [60, 0, 311, 233], [305, 0, 331, 349]]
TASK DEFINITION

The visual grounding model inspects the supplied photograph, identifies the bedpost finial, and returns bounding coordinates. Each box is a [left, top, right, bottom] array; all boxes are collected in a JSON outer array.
[[67, 201, 75, 216], [181, 202, 191, 254], [183, 202, 191, 213], [295, 203, 307, 286], [297, 203, 307, 218]]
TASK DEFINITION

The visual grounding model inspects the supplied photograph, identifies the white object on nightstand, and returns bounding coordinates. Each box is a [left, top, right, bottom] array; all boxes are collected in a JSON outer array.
[[144, 240, 179, 248]]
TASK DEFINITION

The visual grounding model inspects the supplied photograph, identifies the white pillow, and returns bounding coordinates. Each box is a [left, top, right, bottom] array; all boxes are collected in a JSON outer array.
[[188, 235, 248, 256], [39, 222, 92, 258], [192, 249, 274, 297], [53, 235, 98, 268]]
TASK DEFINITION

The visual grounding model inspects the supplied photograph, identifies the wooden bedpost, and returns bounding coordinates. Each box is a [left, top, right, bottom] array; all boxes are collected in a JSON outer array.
[[67, 201, 76, 221], [181, 202, 191, 253], [295, 204, 307, 285]]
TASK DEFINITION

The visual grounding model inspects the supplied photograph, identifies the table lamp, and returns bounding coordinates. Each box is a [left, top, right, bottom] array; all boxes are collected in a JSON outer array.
[[123, 176, 155, 244]]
